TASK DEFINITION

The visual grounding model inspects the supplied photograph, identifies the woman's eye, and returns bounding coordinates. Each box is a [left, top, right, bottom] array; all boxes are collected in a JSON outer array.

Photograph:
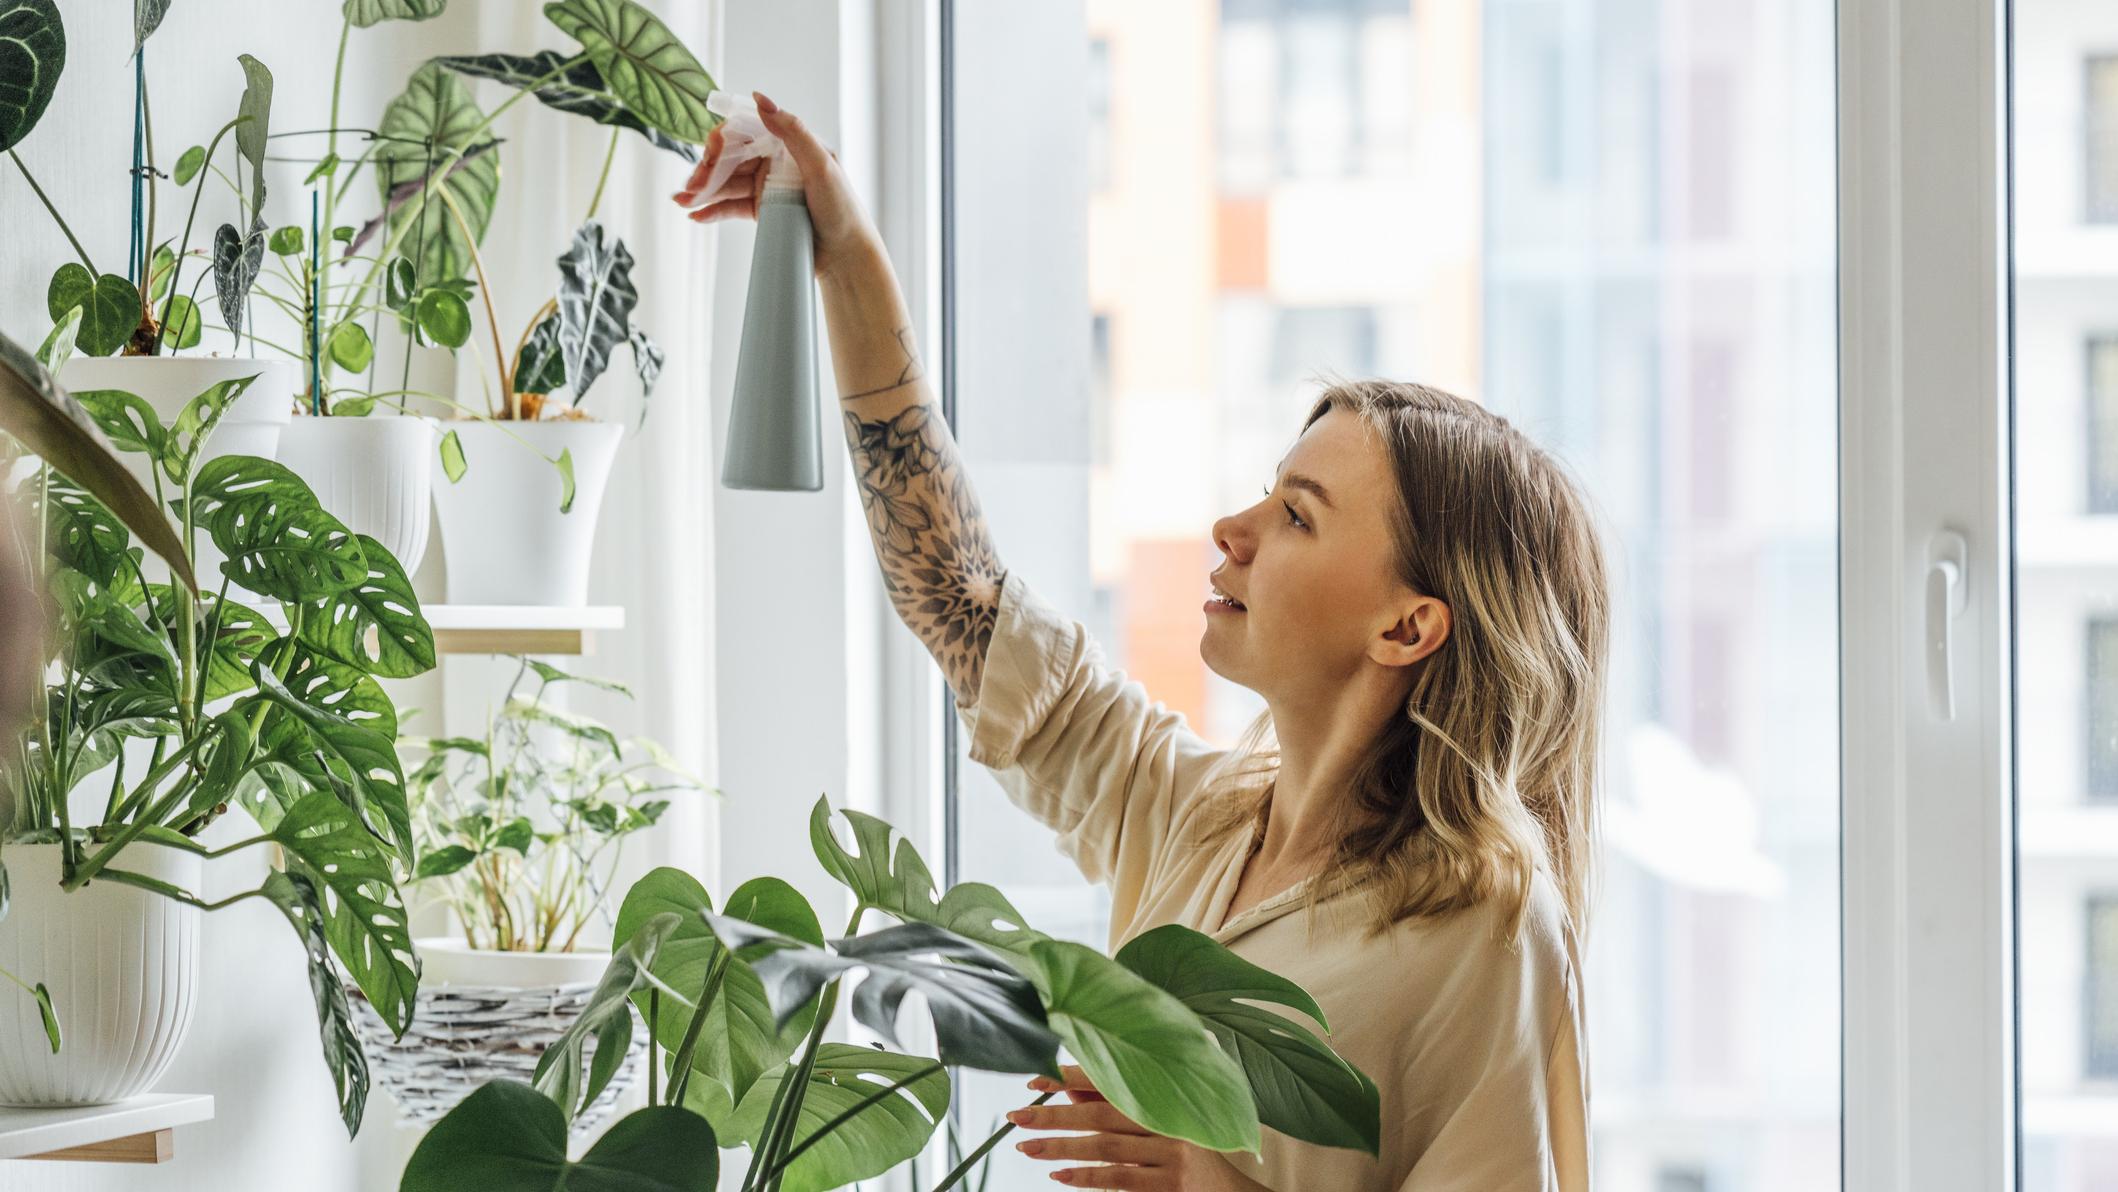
[[1282, 500, 1307, 530]]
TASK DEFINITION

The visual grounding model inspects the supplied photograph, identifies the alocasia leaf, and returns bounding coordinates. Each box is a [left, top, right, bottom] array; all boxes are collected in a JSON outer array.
[[343, 0, 445, 26], [543, 0, 718, 144], [0, 0, 65, 152], [628, 328, 663, 427], [375, 63, 499, 286], [554, 220, 637, 403], [513, 310, 566, 395], [434, 51, 697, 160]]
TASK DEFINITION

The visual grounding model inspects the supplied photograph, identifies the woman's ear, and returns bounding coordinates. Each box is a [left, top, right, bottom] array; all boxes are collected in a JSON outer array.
[[1374, 595, 1451, 668]]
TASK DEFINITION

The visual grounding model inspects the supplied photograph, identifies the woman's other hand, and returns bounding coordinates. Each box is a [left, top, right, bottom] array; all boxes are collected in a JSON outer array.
[[671, 90, 884, 281], [1009, 1066, 1273, 1190]]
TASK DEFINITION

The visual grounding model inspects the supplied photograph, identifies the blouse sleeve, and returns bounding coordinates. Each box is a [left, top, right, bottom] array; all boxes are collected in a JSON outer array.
[[1398, 885, 1593, 1192], [952, 570, 1232, 914]]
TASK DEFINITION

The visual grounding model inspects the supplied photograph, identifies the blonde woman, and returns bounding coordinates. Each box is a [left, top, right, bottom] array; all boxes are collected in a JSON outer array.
[[679, 93, 1601, 1192]]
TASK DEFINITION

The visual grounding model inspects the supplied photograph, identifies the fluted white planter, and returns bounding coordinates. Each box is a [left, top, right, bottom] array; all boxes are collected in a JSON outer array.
[[0, 843, 202, 1105], [429, 421, 625, 606], [57, 356, 298, 592], [277, 414, 437, 575]]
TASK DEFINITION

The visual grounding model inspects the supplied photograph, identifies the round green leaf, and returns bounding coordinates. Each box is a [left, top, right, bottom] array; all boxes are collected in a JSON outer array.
[[415, 289, 471, 348], [375, 63, 498, 287], [543, 0, 717, 143], [331, 223, 355, 243], [385, 256, 416, 310], [162, 294, 202, 350], [438, 427, 467, 481], [269, 225, 306, 256], [46, 266, 143, 358], [402, 1081, 718, 1192], [0, 0, 65, 153], [173, 144, 205, 186], [327, 320, 373, 373]]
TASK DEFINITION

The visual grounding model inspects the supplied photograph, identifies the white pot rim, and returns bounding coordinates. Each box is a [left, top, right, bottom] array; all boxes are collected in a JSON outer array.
[[415, 938, 615, 989]]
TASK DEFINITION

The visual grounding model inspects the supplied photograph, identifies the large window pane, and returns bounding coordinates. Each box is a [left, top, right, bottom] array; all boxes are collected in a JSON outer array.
[[949, 2, 1837, 1187], [2017, 6, 2118, 1190]]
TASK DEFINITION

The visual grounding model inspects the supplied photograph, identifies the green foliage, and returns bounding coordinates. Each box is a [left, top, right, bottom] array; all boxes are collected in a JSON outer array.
[[438, 428, 466, 481], [543, 0, 718, 144], [45, 266, 142, 358], [530, 912, 678, 1119], [343, 0, 447, 27], [269, 226, 305, 257], [160, 294, 201, 350], [260, 869, 369, 1138], [375, 64, 499, 287], [0, 0, 64, 153], [266, 793, 420, 1036], [553, 220, 638, 404], [189, 454, 367, 601], [723, 1046, 948, 1192], [513, 311, 565, 395], [414, 288, 471, 348], [234, 54, 273, 217], [209, 218, 266, 345], [327, 320, 372, 373], [172, 145, 204, 186], [132, 0, 171, 54], [434, 50, 698, 161], [296, 532, 434, 678], [400, 1081, 718, 1192]]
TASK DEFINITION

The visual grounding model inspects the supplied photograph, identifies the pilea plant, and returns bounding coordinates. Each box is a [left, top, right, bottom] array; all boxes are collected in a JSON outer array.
[[403, 656, 706, 953], [0, 327, 434, 1137], [401, 798, 1384, 1192]]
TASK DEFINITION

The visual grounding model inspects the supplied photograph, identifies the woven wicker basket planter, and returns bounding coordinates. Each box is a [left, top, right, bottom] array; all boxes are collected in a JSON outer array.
[[345, 941, 644, 1130]]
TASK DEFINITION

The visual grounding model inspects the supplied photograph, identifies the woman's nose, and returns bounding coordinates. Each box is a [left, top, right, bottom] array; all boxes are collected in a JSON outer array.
[[1212, 511, 1253, 563]]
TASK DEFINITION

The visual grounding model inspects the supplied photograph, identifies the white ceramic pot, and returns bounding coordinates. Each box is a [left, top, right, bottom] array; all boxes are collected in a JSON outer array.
[[429, 420, 625, 606], [277, 415, 437, 575], [346, 939, 639, 1127], [0, 843, 203, 1106], [57, 357, 299, 590]]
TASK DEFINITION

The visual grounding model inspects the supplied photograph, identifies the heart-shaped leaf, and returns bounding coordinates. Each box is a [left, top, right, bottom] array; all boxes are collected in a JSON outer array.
[[375, 64, 499, 287], [268, 792, 420, 1037], [0, 0, 64, 152], [46, 266, 143, 359], [132, 0, 169, 55], [1025, 939, 1260, 1154], [189, 455, 367, 601], [401, 1080, 718, 1192], [210, 218, 267, 344], [344, 0, 445, 26], [704, 914, 1061, 1078], [723, 1045, 948, 1192], [296, 532, 434, 678], [531, 911, 680, 1120], [234, 54, 272, 217], [554, 220, 636, 402], [1116, 924, 1380, 1155], [259, 869, 370, 1137], [0, 334, 195, 589], [810, 797, 1043, 955], [615, 870, 822, 1112], [245, 665, 414, 864], [543, 0, 716, 144], [434, 50, 698, 160]]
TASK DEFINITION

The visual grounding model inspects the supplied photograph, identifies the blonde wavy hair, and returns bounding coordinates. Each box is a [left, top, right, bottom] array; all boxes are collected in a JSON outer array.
[[1200, 380, 1610, 942]]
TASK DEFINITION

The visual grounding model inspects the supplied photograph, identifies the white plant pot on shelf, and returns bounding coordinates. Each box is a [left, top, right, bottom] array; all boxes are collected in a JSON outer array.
[[0, 843, 202, 1106], [344, 939, 641, 1130], [429, 420, 624, 606], [277, 414, 437, 574], [56, 356, 298, 591]]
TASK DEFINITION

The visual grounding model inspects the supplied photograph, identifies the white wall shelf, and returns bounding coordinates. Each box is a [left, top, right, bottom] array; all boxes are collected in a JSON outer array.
[[0, 1094, 213, 1165], [258, 604, 625, 656]]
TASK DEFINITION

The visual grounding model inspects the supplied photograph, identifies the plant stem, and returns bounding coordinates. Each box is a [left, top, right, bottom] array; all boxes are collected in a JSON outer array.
[[584, 128, 619, 224], [433, 186, 511, 405], [64, 733, 216, 888], [648, 987, 660, 1106], [664, 952, 730, 1106], [323, 18, 352, 323], [929, 1096, 1056, 1192], [9, 150, 97, 275]]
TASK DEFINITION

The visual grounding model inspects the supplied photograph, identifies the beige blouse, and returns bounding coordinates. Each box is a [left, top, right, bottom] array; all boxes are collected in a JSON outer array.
[[954, 570, 1592, 1191]]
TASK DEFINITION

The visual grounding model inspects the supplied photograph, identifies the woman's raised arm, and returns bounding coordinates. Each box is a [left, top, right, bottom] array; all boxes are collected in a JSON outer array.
[[678, 93, 1008, 707]]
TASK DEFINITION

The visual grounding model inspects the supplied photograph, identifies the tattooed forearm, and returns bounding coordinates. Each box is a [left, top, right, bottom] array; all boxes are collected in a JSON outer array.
[[838, 337, 1006, 706], [840, 327, 926, 401]]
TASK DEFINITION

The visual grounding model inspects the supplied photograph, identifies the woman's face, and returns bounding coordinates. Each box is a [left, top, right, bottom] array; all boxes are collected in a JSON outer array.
[[1203, 407, 1442, 702]]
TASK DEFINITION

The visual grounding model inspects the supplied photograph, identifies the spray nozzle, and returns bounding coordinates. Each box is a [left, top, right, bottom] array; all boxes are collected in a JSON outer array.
[[680, 91, 802, 209]]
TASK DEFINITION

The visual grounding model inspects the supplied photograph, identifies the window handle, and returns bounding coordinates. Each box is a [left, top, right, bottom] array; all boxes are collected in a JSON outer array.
[[1925, 529, 1969, 721]]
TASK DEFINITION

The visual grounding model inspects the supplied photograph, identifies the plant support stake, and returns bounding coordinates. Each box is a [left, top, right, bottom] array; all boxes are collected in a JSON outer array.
[[311, 188, 323, 414]]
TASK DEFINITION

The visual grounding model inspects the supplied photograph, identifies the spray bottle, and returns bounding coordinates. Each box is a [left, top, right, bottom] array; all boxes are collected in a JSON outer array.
[[700, 90, 821, 492]]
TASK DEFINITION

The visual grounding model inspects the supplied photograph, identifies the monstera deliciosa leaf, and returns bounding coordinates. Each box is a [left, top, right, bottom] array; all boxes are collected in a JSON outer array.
[[721, 1045, 948, 1192], [1117, 924, 1382, 1155], [0, 0, 64, 153], [375, 63, 500, 287], [401, 1080, 719, 1192], [434, 50, 697, 161], [544, 0, 717, 144], [809, 797, 1044, 955], [554, 220, 638, 403], [614, 870, 823, 1116], [532, 912, 680, 1121], [0, 330, 196, 589]]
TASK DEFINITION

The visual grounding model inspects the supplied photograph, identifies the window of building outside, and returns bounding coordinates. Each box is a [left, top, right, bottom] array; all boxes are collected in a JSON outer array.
[[2088, 55, 2118, 223], [948, 1, 1837, 1188], [2019, 7, 2118, 1190]]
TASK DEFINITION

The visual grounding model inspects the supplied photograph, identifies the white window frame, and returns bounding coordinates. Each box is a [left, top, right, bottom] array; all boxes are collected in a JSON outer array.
[[851, 0, 2024, 1188]]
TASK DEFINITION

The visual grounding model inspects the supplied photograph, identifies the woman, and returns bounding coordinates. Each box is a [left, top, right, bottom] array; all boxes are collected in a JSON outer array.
[[678, 93, 1603, 1192]]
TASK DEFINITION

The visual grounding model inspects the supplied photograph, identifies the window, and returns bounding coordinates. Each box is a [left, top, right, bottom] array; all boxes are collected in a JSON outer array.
[[2089, 335, 2118, 514], [2091, 897, 2118, 1081], [948, 1, 1837, 1186], [2091, 621, 2118, 804], [2088, 56, 2118, 223]]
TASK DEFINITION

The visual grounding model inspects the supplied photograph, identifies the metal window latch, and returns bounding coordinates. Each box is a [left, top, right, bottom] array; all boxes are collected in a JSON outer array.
[[1925, 529, 1969, 721]]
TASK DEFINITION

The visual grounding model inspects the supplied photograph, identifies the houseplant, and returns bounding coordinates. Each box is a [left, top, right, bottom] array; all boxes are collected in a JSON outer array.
[[0, 326, 430, 1134], [346, 656, 705, 1127], [399, 798, 1384, 1192], [2, 1, 304, 597]]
